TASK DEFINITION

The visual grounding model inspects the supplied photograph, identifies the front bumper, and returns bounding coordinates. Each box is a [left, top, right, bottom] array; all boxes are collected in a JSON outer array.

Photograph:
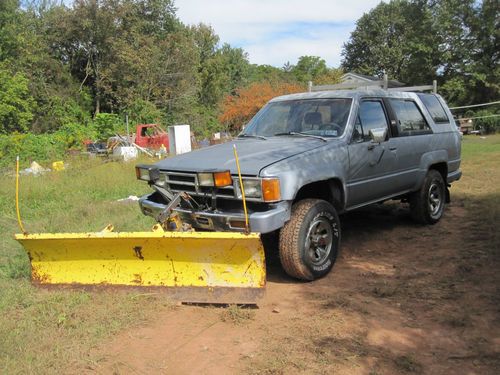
[[139, 193, 291, 233]]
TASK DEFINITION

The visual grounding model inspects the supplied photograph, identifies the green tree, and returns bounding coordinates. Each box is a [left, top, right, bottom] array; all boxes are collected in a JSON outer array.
[[65, 0, 119, 115], [342, 0, 498, 107], [0, 0, 22, 62], [341, 0, 439, 85], [468, 0, 499, 104], [19, 2, 92, 132], [0, 66, 34, 133], [192, 23, 250, 106], [291, 56, 329, 83], [247, 64, 292, 85], [431, 0, 477, 105]]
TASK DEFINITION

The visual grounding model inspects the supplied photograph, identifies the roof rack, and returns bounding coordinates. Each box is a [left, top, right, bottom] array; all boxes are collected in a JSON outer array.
[[308, 74, 437, 94]]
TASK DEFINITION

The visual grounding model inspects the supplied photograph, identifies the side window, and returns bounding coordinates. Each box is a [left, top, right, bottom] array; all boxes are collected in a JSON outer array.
[[417, 94, 449, 123], [390, 99, 431, 136], [352, 100, 388, 142], [141, 127, 154, 137]]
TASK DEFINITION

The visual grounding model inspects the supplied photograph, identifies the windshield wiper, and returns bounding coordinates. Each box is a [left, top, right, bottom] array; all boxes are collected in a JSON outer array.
[[274, 132, 327, 142], [238, 134, 267, 140]]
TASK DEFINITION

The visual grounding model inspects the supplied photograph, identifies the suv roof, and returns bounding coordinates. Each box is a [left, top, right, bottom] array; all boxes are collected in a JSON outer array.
[[270, 89, 432, 102]]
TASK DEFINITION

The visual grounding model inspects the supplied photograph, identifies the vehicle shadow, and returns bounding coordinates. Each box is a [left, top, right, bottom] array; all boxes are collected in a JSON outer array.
[[284, 195, 500, 374], [264, 201, 415, 284]]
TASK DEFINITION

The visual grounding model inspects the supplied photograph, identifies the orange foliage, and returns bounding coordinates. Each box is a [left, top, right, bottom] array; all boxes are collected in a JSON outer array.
[[219, 82, 303, 132]]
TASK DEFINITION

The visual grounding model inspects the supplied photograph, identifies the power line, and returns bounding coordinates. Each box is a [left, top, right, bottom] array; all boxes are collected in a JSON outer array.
[[458, 114, 500, 120], [449, 101, 500, 110]]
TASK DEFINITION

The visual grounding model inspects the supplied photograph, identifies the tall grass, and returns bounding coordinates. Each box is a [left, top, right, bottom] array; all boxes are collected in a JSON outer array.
[[0, 156, 172, 374], [0, 157, 154, 279]]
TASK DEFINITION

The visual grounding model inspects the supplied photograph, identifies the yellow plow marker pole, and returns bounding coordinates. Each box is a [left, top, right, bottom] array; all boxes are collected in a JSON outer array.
[[15, 156, 27, 234], [233, 145, 249, 233], [15, 230, 266, 304]]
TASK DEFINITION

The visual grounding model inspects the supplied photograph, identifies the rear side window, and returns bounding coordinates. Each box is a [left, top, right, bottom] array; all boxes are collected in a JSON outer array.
[[417, 94, 449, 123], [389, 99, 432, 136]]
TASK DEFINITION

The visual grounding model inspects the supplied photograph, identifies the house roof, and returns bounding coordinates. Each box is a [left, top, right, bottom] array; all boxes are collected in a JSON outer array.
[[341, 72, 405, 87]]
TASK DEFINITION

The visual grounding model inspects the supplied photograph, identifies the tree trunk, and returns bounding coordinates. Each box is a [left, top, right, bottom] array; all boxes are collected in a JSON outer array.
[[94, 96, 100, 117]]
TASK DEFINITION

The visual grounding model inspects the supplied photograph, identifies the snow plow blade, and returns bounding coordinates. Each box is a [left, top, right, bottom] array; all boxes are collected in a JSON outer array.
[[14, 226, 266, 304]]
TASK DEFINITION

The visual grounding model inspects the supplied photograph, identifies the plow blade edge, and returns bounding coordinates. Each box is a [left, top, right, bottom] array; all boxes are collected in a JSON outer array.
[[15, 230, 265, 304]]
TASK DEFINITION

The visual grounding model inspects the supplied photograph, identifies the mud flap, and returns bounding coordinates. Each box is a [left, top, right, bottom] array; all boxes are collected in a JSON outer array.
[[15, 227, 265, 304]]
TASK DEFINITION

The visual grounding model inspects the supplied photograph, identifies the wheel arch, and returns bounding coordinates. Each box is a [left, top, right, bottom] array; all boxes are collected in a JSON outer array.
[[429, 161, 448, 183], [293, 178, 345, 212]]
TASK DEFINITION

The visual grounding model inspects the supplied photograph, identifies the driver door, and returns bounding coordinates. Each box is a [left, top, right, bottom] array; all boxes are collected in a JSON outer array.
[[346, 99, 398, 208]]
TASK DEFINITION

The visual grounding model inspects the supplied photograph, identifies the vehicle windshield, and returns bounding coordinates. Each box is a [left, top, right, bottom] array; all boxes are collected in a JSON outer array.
[[241, 98, 352, 138]]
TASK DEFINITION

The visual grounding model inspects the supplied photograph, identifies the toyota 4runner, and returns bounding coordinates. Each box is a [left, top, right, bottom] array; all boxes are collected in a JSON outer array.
[[135, 89, 462, 281]]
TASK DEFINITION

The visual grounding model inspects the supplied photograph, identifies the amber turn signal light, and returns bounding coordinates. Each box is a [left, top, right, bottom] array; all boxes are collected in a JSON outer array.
[[213, 171, 233, 187], [262, 178, 281, 202]]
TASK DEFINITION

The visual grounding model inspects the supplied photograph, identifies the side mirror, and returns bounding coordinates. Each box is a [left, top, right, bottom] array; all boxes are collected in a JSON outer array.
[[369, 127, 387, 143]]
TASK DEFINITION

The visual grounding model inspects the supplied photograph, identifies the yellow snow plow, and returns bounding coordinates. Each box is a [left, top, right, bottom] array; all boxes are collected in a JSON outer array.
[[14, 225, 265, 304], [13, 148, 266, 304]]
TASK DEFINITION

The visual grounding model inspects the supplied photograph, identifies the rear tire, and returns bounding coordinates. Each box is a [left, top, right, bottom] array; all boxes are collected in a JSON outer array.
[[410, 169, 446, 224], [279, 199, 340, 280]]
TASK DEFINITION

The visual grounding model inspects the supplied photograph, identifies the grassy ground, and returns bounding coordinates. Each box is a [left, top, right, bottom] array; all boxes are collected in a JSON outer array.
[[455, 134, 499, 245], [0, 156, 172, 374], [0, 134, 498, 374]]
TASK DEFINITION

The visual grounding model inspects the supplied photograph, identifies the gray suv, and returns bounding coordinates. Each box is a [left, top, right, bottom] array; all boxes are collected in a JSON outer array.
[[136, 89, 462, 281]]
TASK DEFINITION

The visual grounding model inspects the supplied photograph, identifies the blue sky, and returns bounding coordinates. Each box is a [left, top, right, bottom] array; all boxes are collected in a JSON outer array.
[[58, 0, 382, 67], [175, 0, 383, 67]]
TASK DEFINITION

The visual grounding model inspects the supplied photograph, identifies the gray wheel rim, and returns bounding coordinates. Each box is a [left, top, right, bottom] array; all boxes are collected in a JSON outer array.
[[428, 182, 442, 218], [304, 217, 333, 266]]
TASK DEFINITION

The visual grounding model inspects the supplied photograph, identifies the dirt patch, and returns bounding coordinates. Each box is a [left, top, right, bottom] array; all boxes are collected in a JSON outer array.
[[87, 201, 500, 374]]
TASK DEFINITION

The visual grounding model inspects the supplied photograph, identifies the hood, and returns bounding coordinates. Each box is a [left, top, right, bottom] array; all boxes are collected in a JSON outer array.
[[155, 137, 327, 175]]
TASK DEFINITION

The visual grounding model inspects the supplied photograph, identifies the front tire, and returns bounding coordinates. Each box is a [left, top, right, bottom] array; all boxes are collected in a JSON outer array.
[[279, 199, 341, 280], [410, 169, 446, 224]]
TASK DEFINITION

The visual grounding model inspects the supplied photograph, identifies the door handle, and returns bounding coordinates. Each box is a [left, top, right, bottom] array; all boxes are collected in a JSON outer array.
[[389, 147, 397, 151], [367, 144, 376, 150]]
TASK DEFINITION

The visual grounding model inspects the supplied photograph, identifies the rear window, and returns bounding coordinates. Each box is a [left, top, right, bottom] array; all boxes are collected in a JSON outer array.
[[417, 94, 449, 123], [389, 99, 432, 136]]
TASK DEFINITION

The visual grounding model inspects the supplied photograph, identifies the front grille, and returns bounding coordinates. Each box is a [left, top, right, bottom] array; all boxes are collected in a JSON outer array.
[[159, 170, 260, 201]]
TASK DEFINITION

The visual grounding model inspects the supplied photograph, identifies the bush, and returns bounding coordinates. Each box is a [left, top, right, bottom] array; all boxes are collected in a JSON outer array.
[[92, 113, 125, 140], [472, 109, 499, 134], [54, 122, 97, 149], [0, 121, 97, 168], [0, 133, 66, 167]]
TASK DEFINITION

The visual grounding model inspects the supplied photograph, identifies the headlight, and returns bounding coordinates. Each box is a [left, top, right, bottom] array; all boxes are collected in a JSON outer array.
[[197, 172, 214, 186], [242, 179, 262, 198], [239, 177, 281, 202], [197, 171, 232, 187], [135, 165, 160, 182]]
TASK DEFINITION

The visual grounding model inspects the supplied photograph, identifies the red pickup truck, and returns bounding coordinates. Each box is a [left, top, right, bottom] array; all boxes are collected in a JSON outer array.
[[134, 124, 169, 151]]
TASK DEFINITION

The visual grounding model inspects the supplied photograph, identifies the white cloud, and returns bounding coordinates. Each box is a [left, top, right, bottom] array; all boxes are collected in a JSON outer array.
[[175, 0, 381, 66], [244, 26, 353, 67], [176, 0, 378, 25]]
